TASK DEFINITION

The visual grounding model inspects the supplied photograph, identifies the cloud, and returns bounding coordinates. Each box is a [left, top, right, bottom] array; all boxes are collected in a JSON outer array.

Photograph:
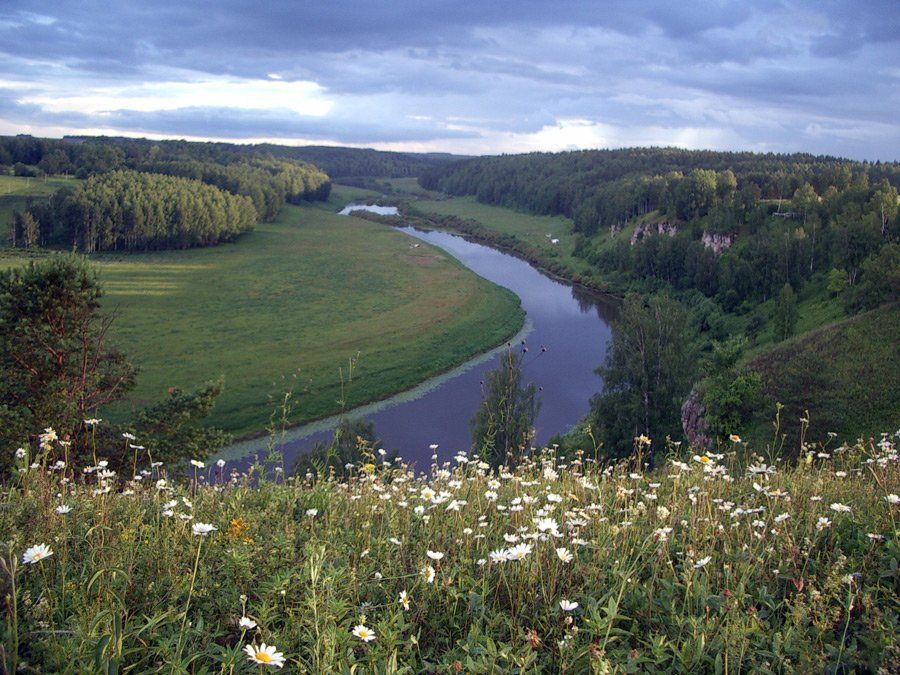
[[0, 1, 896, 158]]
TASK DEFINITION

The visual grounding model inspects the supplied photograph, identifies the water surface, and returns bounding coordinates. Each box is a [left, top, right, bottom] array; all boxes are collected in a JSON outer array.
[[223, 220, 615, 468], [338, 203, 399, 216]]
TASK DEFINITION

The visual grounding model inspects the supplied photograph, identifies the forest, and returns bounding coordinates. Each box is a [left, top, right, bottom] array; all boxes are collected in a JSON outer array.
[[18, 171, 258, 251], [420, 147, 899, 313], [2, 135, 331, 251], [418, 148, 899, 455], [255, 144, 464, 179], [0, 135, 456, 182]]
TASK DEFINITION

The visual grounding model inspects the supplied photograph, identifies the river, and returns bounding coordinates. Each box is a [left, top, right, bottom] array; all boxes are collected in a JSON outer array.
[[222, 212, 615, 469]]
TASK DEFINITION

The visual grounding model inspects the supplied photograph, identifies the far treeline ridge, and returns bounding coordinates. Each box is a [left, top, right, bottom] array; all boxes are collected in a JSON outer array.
[[3, 135, 331, 252]]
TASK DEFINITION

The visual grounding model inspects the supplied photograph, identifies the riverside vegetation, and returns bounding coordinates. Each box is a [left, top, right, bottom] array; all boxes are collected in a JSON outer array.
[[0, 197, 523, 442], [412, 150, 899, 450], [1, 427, 898, 672], [0, 142, 524, 440], [1, 138, 898, 671]]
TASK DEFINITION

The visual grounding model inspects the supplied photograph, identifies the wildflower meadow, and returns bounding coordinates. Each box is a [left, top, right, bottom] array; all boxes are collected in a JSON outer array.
[[1, 429, 898, 672]]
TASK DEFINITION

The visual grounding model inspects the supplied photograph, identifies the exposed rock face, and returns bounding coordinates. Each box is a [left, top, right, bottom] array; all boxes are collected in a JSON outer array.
[[681, 389, 712, 449], [609, 222, 623, 236], [701, 231, 734, 255], [630, 221, 678, 245]]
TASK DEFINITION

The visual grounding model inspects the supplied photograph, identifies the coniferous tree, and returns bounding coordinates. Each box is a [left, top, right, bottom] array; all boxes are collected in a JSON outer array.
[[0, 255, 137, 472]]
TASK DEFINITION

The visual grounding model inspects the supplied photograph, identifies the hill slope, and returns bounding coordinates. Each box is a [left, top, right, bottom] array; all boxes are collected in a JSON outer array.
[[749, 303, 900, 443]]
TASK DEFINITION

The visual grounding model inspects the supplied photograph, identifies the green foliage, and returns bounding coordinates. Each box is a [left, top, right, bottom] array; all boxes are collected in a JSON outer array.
[[590, 292, 697, 459], [701, 337, 762, 440], [749, 303, 900, 446], [261, 144, 460, 178], [0, 255, 137, 473], [827, 267, 848, 296], [842, 242, 900, 313], [12, 210, 39, 248], [133, 380, 232, 470], [773, 283, 799, 341], [1, 432, 897, 671], [52, 170, 258, 252], [420, 147, 898, 326], [138, 157, 330, 221], [291, 417, 382, 479], [471, 350, 541, 467]]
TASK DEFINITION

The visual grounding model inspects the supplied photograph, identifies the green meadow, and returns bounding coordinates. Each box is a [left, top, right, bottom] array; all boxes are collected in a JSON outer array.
[[414, 195, 591, 274], [1, 182, 524, 436]]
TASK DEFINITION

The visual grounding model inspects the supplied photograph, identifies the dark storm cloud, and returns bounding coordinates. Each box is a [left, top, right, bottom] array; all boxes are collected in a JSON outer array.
[[0, 1, 896, 157]]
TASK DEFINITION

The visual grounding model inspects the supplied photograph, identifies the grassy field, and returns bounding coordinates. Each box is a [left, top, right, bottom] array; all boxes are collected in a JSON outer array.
[[3, 432, 898, 671], [413, 196, 591, 275], [1, 193, 524, 436]]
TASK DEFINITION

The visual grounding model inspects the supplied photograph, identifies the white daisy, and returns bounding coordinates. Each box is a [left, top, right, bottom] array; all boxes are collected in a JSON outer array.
[[243, 643, 285, 668], [352, 624, 376, 642], [22, 544, 53, 564], [191, 522, 217, 537], [555, 547, 573, 563]]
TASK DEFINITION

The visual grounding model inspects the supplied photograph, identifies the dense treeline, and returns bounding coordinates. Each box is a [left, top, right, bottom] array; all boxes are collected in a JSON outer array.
[[423, 147, 899, 453], [587, 178, 897, 315], [421, 147, 899, 225], [422, 148, 898, 310], [16, 171, 257, 252], [3, 134, 333, 250], [0, 134, 453, 184], [0, 134, 331, 209], [138, 158, 330, 221], [257, 145, 463, 179]]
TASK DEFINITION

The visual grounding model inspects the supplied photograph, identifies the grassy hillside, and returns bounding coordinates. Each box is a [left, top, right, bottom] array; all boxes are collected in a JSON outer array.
[[1, 197, 524, 436], [3, 432, 897, 671], [749, 303, 900, 444]]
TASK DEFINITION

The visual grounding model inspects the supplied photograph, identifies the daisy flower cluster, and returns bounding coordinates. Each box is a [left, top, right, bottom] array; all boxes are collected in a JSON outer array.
[[2, 427, 897, 671]]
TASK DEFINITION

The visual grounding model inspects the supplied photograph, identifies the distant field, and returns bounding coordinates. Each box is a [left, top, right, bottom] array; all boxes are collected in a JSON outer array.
[[1, 198, 524, 436], [0, 174, 80, 241], [413, 196, 591, 274], [325, 182, 383, 206]]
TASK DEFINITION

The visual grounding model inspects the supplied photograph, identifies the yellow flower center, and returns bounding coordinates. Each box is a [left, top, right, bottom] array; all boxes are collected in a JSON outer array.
[[255, 651, 272, 663], [700, 455, 710, 463]]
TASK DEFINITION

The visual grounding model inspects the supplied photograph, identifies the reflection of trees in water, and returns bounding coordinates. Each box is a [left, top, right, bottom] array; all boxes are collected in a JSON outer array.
[[571, 285, 621, 323]]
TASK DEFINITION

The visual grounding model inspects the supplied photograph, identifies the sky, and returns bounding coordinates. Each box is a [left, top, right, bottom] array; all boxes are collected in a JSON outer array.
[[0, 1, 897, 160]]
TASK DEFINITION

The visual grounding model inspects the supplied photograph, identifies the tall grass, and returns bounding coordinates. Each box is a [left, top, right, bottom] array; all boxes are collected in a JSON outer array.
[[1, 428, 897, 672]]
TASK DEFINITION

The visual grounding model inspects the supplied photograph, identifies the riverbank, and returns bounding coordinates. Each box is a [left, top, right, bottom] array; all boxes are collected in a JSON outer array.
[[354, 205, 617, 299], [2, 199, 525, 437], [223, 225, 615, 467]]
